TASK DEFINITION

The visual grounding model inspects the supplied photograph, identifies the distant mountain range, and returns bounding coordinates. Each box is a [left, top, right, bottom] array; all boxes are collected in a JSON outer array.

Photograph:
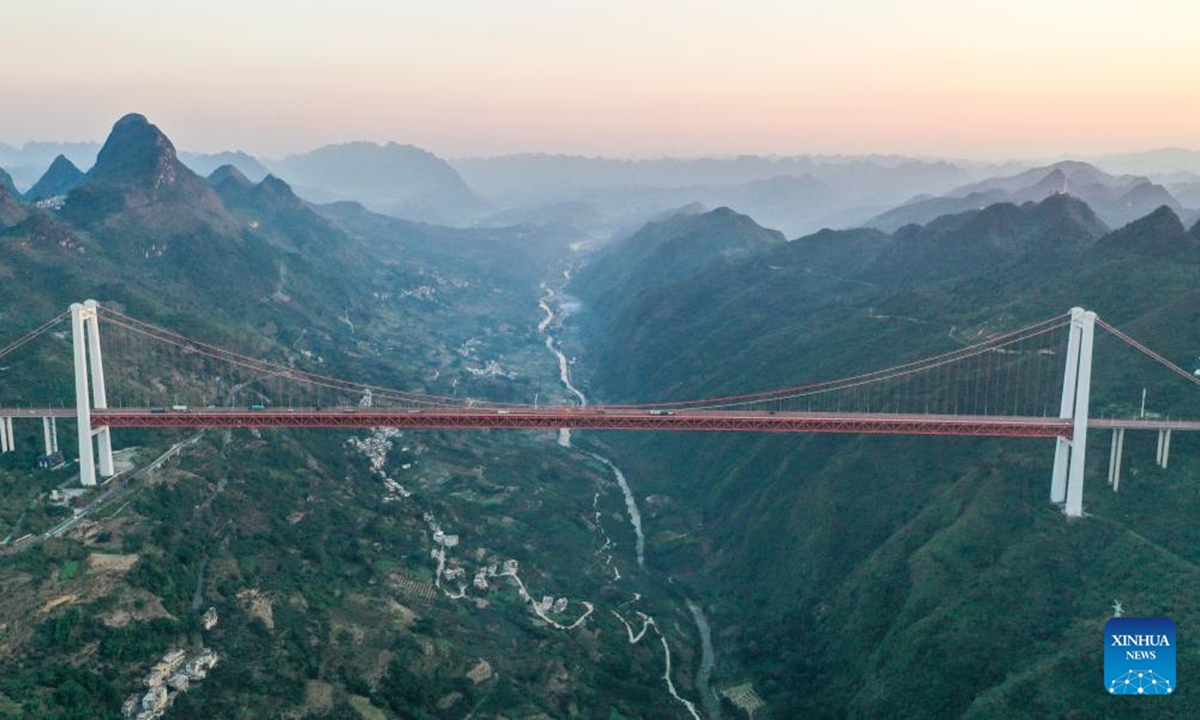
[[1087, 147, 1200, 177], [0, 141, 100, 189], [2, 139, 489, 227], [867, 161, 1188, 232], [0, 112, 570, 327], [9, 130, 1200, 237], [451, 153, 980, 203], [577, 192, 1132, 399], [179, 150, 270, 183], [266, 142, 491, 226], [455, 153, 990, 237]]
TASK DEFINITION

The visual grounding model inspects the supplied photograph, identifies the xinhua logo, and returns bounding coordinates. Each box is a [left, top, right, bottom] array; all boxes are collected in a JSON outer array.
[[1104, 617, 1176, 695]]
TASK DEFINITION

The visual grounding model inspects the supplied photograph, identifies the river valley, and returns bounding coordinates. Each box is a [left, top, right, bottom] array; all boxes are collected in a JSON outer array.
[[537, 274, 720, 718]]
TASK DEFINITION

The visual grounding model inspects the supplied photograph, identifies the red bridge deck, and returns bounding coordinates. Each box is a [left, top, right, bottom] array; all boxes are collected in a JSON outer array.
[[78, 408, 1074, 438], [7, 408, 1197, 437]]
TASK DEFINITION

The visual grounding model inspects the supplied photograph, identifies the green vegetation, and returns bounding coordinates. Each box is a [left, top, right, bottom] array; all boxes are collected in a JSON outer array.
[[0, 114, 699, 718], [9, 109, 1199, 718], [57, 560, 79, 581], [572, 197, 1200, 716]]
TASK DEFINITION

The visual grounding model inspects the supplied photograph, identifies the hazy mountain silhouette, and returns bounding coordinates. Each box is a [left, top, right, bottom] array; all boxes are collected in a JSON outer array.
[[180, 150, 270, 182], [1090, 147, 1200, 176], [869, 161, 1186, 231], [23, 154, 86, 201], [268, 141, 490, 225], [457, 153, 980, 237], [0, 141, 100, 190], [206, 164, 253, 193]]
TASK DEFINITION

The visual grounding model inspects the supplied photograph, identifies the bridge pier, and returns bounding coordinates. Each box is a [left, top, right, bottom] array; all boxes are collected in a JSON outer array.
[[0, 416, 8, 453], [1108, 428, 1125, 491], [42, 417, 59, 455], [1157, 429, 1172, 468]]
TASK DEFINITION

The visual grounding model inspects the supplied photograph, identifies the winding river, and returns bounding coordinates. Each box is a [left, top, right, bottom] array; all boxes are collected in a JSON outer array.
[[538, 283, 644, 567], [687, 598, 720, 719], [538, 278, 719, 718]]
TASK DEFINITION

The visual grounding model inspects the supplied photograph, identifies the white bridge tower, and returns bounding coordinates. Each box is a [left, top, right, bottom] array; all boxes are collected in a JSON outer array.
[[71, 300, 114, 487], [1050, 307, 1096, 518]]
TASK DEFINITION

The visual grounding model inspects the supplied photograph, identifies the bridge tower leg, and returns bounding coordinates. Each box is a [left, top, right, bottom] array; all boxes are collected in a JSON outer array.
[[1063, 310, 1096, 518], [71, 303, 96, 486], [1051, 308, 1085, 503], [84, 300, 114, 477]]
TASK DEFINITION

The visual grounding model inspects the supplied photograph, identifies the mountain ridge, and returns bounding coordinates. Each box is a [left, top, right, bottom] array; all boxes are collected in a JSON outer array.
[[267, 141, 490, 225], [0, 183, 27, 227], [869, 161, 1187, 232], [23, 154, 86, 201], [567, 192, 1200, 718], [572, 206, 785, 325]]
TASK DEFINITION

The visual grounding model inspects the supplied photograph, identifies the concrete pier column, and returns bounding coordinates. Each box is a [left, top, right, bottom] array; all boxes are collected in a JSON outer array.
[[0, 417, 8, 453], [1162, 429, 1172, 469], [43, 417, 52, 455], [50, 417, 58, 453], [1157, 430, 1165, 466], [1112, 429, 1125, 492], [1108, 430, 1119, 485]]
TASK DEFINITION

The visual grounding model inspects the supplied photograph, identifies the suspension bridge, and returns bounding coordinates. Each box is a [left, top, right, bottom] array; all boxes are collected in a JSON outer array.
[[1, 301, 1197, 518]]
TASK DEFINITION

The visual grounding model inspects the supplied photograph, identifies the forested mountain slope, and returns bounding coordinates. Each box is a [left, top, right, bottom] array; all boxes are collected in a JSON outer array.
[[570, 195, 1200, 717]]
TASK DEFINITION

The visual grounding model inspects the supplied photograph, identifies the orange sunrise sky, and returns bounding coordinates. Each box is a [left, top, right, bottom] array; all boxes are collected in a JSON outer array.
[[2, 0, 1199, 159]]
